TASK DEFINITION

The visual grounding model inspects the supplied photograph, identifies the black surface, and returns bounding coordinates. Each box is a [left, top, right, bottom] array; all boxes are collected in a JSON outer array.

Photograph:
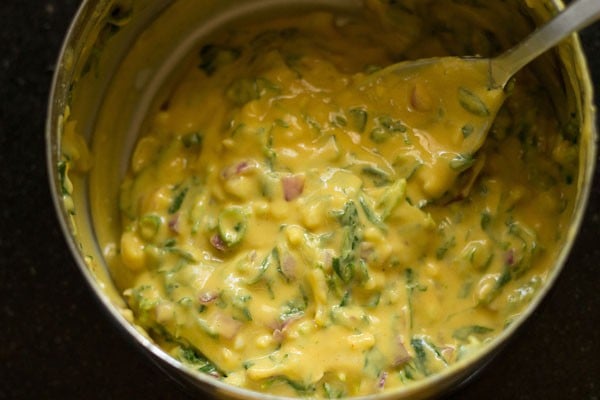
[[0, 1, 598, 399]]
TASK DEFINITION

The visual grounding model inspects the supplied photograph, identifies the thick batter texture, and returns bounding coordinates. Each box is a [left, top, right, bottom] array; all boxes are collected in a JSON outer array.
[[115, 2, 578, 397]]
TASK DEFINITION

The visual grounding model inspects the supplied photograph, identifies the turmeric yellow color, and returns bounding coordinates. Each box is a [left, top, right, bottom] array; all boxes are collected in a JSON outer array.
[[115, 5, 578, 398]]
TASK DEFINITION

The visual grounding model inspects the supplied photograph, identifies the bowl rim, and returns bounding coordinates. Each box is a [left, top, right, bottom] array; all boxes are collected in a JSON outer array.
[[45, 0, 597, 399]]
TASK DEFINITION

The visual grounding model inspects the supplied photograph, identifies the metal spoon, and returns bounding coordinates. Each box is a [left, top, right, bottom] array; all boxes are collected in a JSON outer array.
[[489, 0, 600, 89], [357, 0, 599, 201]]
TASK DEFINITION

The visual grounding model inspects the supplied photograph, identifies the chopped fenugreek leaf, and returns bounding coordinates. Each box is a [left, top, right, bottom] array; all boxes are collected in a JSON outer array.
[[458, 87, 490, 117]]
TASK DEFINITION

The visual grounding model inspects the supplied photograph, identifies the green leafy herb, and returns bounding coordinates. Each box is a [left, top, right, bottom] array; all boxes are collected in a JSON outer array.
[[339, 290, 351, 307], [274, 118, 289, 128], [247, 248, 278, 285], [361, 165, 391, 186], [452, 325, 494, 341], [411, 337, 429, 376], [377, 179, 406, 220], [458, 87, 490, 116], [378, 115, 407, 132], [338, 202, 361, 256], [226, 77, 278, 106], [336, 200, 359, 228], [330, 112, 347, 127], [181, 132, 203, 148], [57, 160, 72, 196], [436, 236, 455, 260], [359, 194, 386, 230], [410, 336, 448, 376], [304, 114, 323, 134], [178, 346, 222, 377], [232, 295, 253, 322], [406, 268, 416, 330], [280, 297, 306, 322], [332, 201, 363, 284], [480, 265, 512, 305], [393, 155, 422, 180], [405, 269, 426, 331], [332, 257, 354, 283], [364, 291, 381, 307], [348, 107, 368, 133], [480, 211, 492, 230], [269, 376, 316, 394], [263, 129, 277, 171], [461, 124, 474, 138], [369, 127, 389, 143], [369, 115, 407, 143], [323, 382, 345, 399], [168, 187, 188, 214]]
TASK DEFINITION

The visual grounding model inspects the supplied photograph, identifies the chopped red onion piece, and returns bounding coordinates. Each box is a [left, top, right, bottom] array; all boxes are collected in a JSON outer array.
[[505, 248, 515, 266], [213, 312, 242, 340], [221, 160, 253, 179], [199, 292, 219, 304], [210, 234, 227, 251], [282, 175, 305, 201], [235, 161, 250, 174], [392, 339, 411, 367], [280, 254, 297, 280], [378, 371, 388, 389], [168, 214, 179, 233]]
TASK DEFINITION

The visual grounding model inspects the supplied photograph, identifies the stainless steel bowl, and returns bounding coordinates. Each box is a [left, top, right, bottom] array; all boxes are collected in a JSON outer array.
[[46, 0, 596, 398]]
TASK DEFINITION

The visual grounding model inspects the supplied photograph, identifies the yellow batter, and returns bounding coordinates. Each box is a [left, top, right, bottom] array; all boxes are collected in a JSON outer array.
[[114, 4, 578, 397]]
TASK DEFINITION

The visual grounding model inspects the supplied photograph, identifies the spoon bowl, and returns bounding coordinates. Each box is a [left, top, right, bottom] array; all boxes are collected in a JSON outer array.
[[356, 57, 504, 201], [357, 0, 599, 201]]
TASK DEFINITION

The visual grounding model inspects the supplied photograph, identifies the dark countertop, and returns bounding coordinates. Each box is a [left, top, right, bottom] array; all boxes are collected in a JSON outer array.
[[0, 1, 598, 399]]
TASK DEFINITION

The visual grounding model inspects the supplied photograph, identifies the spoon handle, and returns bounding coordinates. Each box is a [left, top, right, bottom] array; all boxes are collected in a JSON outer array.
[[491, 0, 600, 87]]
